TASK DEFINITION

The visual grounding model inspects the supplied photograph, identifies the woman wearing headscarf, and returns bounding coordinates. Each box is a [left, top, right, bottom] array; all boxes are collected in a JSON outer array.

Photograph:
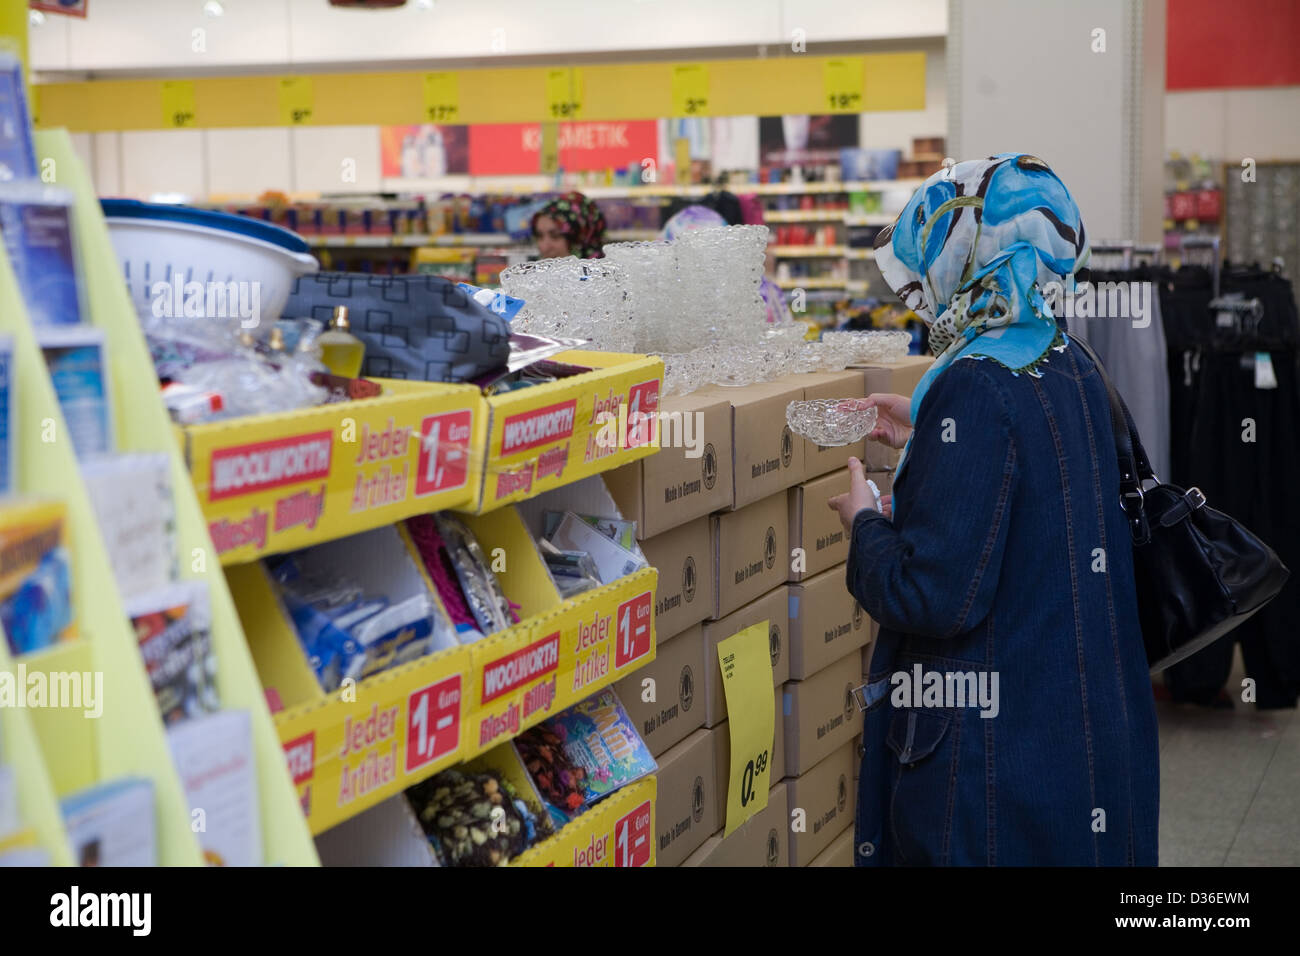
[[828, 154, 1159, 866], [531, 192, 607, 259]]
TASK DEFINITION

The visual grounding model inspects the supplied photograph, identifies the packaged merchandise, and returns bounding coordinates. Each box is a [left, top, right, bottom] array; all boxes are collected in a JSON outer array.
[[60, 777, 157, 867], [0, 54, 37, 182], [514, 689, 657, 824], [0, 499, 76, 656], [37, 326, 115, 459], [0, 334, 13, 495], [316, 306, 365, 378], [166, 710, 262, 866], [536, 538, 602, 599], [80, 453, 178, 600], [406, 767, 552, 867], [269, 525, 458, 689], [0, 184, 86, 327], [126, 580, 219, 725], [432, 513, 514, 636], [546, 511, 648, 585]]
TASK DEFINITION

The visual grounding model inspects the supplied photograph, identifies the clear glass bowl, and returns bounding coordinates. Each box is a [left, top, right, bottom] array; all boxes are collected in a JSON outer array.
[[786, 399, 879, 446]]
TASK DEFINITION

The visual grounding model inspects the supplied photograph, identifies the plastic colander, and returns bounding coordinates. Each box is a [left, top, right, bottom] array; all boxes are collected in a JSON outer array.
[[100, 199, 319, 325]]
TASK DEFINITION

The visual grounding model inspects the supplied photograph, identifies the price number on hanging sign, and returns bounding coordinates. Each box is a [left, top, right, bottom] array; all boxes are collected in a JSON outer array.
[[671, 64, 710, 117], [544, 68, 583, 120], [423, 72, 460, 123], [279, 77, 315, 126], [162, 81, 197, 129], [823, 57, 865, 113]]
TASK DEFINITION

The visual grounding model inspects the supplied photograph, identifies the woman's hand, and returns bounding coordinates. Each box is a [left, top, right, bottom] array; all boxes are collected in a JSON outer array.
[[828, 457, 880, 535], [842, 393, 912, 449]]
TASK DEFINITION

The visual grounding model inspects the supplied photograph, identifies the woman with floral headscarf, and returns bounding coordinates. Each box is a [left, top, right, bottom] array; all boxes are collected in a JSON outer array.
[[531, 192, 607, 259], [827, 154, 1159, 866]]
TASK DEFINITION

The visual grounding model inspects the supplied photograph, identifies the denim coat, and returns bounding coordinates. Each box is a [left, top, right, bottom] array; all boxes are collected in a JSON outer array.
[[848, 340, 1160, 866]]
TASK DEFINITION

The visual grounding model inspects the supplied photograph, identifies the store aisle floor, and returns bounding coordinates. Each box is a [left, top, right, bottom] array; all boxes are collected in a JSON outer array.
[[1156, 696, 1300, 866]]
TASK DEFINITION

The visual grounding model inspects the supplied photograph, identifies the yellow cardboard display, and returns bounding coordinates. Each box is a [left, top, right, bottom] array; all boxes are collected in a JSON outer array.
[[37, 129, 319, 865], [466, 351, 663, 513], [179, 377, 482, 564], [510, 777, 657, 868]]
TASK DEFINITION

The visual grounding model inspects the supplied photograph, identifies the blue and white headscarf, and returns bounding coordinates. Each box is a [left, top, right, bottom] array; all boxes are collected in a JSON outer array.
[[874, 154, 1090, 433]]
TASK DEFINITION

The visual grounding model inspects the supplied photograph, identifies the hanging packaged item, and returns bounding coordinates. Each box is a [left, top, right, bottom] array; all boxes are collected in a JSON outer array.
[[406, 514, 516, 643], [0, 184, 86, 327], [60, 777, 157, 867], [126, 580, 219, 725], [0, 499, 76, 656], [36, 326, 115, 459], [80, 453, 178, 601]]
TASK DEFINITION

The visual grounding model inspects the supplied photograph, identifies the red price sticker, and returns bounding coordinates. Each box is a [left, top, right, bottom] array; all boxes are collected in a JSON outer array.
[[614, 801, 653, 867], [284, 732, 316, 786], [405, 675, 462, 773], [415, 410, 473, 497], [625, 379, 661, 449], [614, 592, 652, 668]]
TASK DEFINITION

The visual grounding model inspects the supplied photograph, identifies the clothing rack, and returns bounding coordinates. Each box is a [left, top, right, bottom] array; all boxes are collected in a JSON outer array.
[[1179, 235, 1222, 297], [1088, 240, 1165, 271]]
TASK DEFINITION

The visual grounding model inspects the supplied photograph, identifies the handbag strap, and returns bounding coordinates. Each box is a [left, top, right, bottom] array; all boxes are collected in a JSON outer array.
[[1069, 334, 1155, 544]]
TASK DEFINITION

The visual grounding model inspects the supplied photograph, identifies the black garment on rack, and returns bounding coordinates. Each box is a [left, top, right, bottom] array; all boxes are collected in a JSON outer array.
[[1159, 265, 1300, 709]]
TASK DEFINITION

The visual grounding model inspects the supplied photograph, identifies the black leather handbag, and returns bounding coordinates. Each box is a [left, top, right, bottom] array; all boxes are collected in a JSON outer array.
[[1074, 336, 1290, 673]]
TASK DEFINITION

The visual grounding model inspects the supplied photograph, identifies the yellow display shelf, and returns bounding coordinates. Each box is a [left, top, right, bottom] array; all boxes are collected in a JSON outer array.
[[34, 53, 927, 132], [465, 351, 663, 513], [0, 638, 74, 866], [176, 377, 482, 565], [0, 233, 204, 867], [38, 128, 319, 866], [511, 777, 657, 868]]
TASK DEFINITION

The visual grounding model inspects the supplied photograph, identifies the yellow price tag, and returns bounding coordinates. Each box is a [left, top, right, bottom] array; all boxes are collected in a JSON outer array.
[[422, 72, 460, 123], [539, 121, 559, 175], [823, 57, 865, 113], [544, 68, 582, 120], [278, 76, 315, 126], [718, 621, 775, 836], [161, 80, 197, 129], [671, 64, 710, 117]]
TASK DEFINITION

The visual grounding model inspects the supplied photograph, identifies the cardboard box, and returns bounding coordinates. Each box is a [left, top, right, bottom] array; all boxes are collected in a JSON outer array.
[[788, 468, 851, 582], [606, 393, 733, 539], [680, 780, 789, 867], [712, 490, 790, 619], [791, 370, 868, 480], [703, 585, 789, 727], [703, 380, 805, 511], [653, 728, 718, 867], [783, 650, 861, 776], [856, 356, 933, 470], [807, 826, 855, 867], [640, 515, 714, 639], [614, 623, 706, 757], [788, 564, 871, 680], [786, 740, 855, 866], [710, 686, 785, 820]]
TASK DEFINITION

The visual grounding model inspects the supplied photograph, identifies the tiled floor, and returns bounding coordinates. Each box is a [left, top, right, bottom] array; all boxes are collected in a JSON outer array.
[[1156, 656, 1300, 866]]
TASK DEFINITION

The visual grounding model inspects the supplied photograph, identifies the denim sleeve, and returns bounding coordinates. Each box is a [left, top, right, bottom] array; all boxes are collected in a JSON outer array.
[[847, 359, 1019, 639]]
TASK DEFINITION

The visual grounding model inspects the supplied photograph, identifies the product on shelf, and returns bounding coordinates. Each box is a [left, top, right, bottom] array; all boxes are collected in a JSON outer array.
[[166, 709, 262, 867], [0, 499, 76, 656], [542, 510, 647, 586], [316, 305, 366, 378], [406, 513, 516, 643], [406, 767, 552, 867], [126, 580, 219, 725], [60, 777, 157, 867], [268, 525, 458, 691], [514, 688, 657, 825], [37, 326, 115, 459], [0, 184, 86, 327], [0, 54, 36, 183], [80, 453, 178, 601]]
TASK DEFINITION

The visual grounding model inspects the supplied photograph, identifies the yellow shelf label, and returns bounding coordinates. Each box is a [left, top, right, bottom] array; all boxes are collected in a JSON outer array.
[[539, 121, 559, 175], [718, 621, 775, 836], [422, 71, 460, 123], [278, 76, 315, 126], [544, 67, 583, 121], [161, 80, 197, 129], [671, 64, 710, 117], [823, 57, 865, 113]]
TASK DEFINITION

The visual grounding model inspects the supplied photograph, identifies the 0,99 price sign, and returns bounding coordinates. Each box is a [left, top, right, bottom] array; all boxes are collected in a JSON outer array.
[[717, 621, 775, 835]]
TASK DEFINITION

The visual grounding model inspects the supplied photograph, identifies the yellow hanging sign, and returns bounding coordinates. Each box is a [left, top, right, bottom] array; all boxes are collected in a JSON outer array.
[[823, 57, 865, 113], [670, 64, 710, 117], [161, 80, 197, 129], [718, 621, 775, 836], [544, 67, 582, 121], [539, 121, 559, 175], [422, 72, 460, 124], [278, 76, 315, 126]]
